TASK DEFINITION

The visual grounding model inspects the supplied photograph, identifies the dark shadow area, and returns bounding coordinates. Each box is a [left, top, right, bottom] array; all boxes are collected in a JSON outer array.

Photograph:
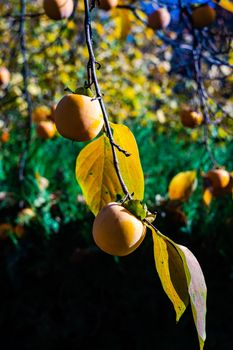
[[0, 220, 232, 350]]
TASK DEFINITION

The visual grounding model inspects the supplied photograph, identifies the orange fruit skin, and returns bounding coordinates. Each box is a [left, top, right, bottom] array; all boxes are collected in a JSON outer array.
[[54, 94, 104, 142], [14, 224, 25, 238], [0, 67, 10, 88], [32, 105, 51, 123], [0, 223, 13, 240], [191, 5, 216, 29], [92, 202, 146, 256], [36, 121, 57, 139], [1, 130, 10, 143], [147, 8, 171, 30], [43, 0, 74, 20], [180, 109, 203, 128], [98, 0, 118, 11], [206, 169, 230, 190]]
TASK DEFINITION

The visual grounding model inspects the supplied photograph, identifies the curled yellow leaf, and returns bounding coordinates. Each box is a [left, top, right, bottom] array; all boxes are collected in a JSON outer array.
[[168, 170, 197, 201]]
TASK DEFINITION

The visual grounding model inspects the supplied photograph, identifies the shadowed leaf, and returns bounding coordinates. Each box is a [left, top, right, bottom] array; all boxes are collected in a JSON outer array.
[[150, 225, 207, 350], [151, 226, 189, 322]]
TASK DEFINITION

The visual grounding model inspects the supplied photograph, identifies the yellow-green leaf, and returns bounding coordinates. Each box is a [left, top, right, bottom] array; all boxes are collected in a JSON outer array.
[[111, 9, 133, 41], [174, 244, 207, 350], [149, 225, 207, 350], [75, 123, 144, 215], [168, 170, 197, 201], [151, 227, 189, 322]]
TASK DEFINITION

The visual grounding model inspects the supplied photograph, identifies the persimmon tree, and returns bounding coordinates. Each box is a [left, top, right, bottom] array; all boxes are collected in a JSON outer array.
[[0, 1, 233, 348]]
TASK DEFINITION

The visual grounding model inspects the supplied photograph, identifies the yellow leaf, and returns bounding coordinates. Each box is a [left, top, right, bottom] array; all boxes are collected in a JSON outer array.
[[213, 0, 233, 12], [75, 123, 144, 215], [151, 228, 189, 322], [119, 9, 132, 40], [111, 9, 133, 41], [149, 225, 207, 350], [174, 244, 207, 350], [203, 187, 213, 206], [168, 170, 197, 201]]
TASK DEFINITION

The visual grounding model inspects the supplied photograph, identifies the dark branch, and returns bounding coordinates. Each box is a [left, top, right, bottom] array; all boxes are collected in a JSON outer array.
[[83, 0, 131, 197]]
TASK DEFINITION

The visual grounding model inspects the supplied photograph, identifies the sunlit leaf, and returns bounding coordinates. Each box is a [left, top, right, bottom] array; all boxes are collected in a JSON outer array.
[[203, 187, 213, 206], [168, 170, 197, 201], [175, 244, 207, 350], [149, 225, 207, 350], [76, 123, 144, 215], [150, 226, 189, 322], [214, 0, 233, 13]]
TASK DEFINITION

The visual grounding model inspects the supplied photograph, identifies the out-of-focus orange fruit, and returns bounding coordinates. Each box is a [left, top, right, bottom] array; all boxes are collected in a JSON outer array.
[[191, 5, 216, 28], [98, 0, 118, 11], [36, 121, 57, 139], [180, 108, 203, 128], [43, 0, 74, 20], [0, 67, 10, 88], [147, 8, 171, 30]]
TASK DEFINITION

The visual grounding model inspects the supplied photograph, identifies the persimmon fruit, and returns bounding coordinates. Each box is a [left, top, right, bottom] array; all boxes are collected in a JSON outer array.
[[0, 223, 13, 239], [0, 67, 10, 88], [180, 108, 203, 128], [1, 130, 10, 143], [98, 0, 118, 11], [54, 93, 104, 142], [43, 0, 74, 20], [191, 5, 216, 29], [36, 121, 57, 139], [205, 169, 230, 190], [32, 105, 52, 123], [92, 202, 146, 256], [147, 8, 171, 30]]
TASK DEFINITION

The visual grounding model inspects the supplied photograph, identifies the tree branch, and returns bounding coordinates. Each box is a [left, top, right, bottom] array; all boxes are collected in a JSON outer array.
[[18, 0, 33, 181], [83, 0, 131, 198]]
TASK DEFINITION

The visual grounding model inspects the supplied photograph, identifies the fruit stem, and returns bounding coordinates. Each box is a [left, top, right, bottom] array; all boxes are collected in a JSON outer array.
[[83, 0, 132, 198]]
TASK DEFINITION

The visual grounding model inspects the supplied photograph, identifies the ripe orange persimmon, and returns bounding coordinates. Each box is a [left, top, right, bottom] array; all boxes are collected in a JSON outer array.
[[1, 130, 10, 143], [205, 169, 230, 190], [54, 93, 104, 142], [32, 105, 51, 123], [14, 224, 25, 238], [98, 0, 118, 11], [180, 108, 203, 128], [191, 5, 216, 29], [92, 202, 146, 256], [43, 0, 74, 20], [0, 67, 10, 88], [0, 223, 13, 239], [147, 8, 171, 30], [36, 121, 56, 139]]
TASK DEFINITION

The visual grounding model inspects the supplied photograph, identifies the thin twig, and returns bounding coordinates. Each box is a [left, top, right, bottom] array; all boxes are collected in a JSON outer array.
[[189, 18, 219, 168], [18, 0, 33, 181], [83, 0, 131, 197]]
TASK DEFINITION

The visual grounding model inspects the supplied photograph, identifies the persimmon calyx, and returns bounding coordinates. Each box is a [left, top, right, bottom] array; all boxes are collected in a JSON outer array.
[[64, 85, 94, 98], [74, 86, 94, 97], [122, 199, 156, 222]]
